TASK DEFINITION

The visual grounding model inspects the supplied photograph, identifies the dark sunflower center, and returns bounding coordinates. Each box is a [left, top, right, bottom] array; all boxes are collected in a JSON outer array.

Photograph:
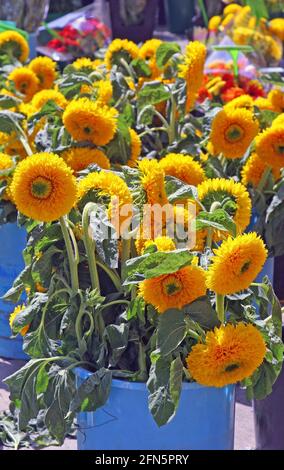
[[83, 126, 92, 134], [275, 144, 284, 155], [241, 260, 251, 273], [224, 362, 240, 373], [163, 277, 182, 296], [225, 125, 244, 143], [20, 82, 28, 92], [31, 177, 53, 200]]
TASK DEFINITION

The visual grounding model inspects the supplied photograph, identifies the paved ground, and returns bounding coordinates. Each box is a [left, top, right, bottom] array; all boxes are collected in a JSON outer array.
[[0, 357, 255, 451]]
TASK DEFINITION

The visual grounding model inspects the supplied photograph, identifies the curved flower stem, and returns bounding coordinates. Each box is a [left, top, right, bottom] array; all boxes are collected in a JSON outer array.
[[216, 294, 225, 323], [15, 122, 33, 156], [82, 203, 100, 294], [168, 94, 177, 144], [138, 127, 167, 138], [120, 58, 135, 81], [101, 299, 130, 312], [60, 216, 79, 293], [96, 260, 122, 292]]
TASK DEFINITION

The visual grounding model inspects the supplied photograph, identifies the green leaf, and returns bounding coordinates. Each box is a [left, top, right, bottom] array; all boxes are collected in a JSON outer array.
[[0, 110, 24, 134], [23, 327, 59, 358], [70, 368, 112, 413], [131, 58, 152, 78], [105, 323, 129, 367], [123, 249, 194, 284], [157, 309, 187, 356], [12, 293, 48, 333], [147, 357, 176, 427], [0, 94, 21, 109], [170, 356, 183, 409], [138, 82, 170, 108], [196, 209, 236, 236], [36, 365, 49, 396], [184, 297, 221, 330], [127, 296, 145, 320], [165, 175, 197, 203], [45, 399, 65, 444], [156, 42, 181, 68]]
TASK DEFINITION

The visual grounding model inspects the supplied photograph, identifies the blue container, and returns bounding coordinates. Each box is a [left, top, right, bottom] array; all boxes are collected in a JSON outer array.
[[76, 368, 236, 450], [28, 32, 37, 59], [0, 222, 28, 360]]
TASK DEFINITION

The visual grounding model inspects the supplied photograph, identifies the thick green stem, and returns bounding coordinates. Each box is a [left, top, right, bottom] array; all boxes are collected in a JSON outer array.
[[59, 217, 79, 293], [121, 237, 131, 266], [168, 95, 177, 144], [82, 203, 100, 294], [216, 294, 225, 323], [101, 300, 130, 311]]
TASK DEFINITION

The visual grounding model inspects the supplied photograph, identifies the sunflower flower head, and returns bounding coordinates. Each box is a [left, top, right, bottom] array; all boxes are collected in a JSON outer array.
[[0, 31, 29, 63], [0, 152, 13, 177], [94, 80, 113, 105], [139, 159, 168, 205], [197, 178, 252, 235], [128, 129, 142, 167], [206, 232, 267, 295], [272, 113, 284, 127], [139, 38, 163, 78], [105, 38, 140, 70], [241, 153, 280, 187], [186, 323, 266, 387], [268, 88, 284, 113], [160, 153, 205, 186], [223, 3, 242, 16], [72, 57, 98, 73], [8, 67, 39, 102], [9, 305, 30, 336], [61, 147, 110, 173], [77, 170, 133, 230], [224, 94, 254, 111], [143, 236, 176, 254], [179, 41, 206, 112], [31, 89, 67, 112], [139, 263, 207, 314], [11, 152, 77, 222], [63, 98, 118, 146], [256, 126, 284, 169], [28, 56, 57, 90], [210, 107, 259, 159], [269, 18, 284, 42], [208, 16, 222, 32]]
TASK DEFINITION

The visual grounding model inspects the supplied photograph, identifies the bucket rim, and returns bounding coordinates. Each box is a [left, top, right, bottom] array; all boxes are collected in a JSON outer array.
[[75, 366, 234, 392]]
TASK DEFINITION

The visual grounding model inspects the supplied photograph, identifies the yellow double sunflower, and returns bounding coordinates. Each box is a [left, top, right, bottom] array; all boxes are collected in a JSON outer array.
[[179, 41, 206, 112], [197, 178, 252, 235], [8, 67, 39, 102], [61, 147, 110, 174], [139, 159, 168, 205], [28, 57, 57, 90], [159, 153, 205, 187], [241, 153, 280, 187], [105, 38, 140, 70], [0, 31, 29, 63], [63, 98, 118, 146], [187, 323, 266, 387], [210, 107, 259, 159], [139, 264, 207, 314], [206, 232, 267, 295], [31, 89, 67, 112], [256, 126, 284, 169], [11, 152, 77, 222]]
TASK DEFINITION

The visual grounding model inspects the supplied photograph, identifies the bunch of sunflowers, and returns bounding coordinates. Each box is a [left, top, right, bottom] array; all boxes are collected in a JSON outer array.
[[0, 30, 284, 446], [208, 3, 284, 66]]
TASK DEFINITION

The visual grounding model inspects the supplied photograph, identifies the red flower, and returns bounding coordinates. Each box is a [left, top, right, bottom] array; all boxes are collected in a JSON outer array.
[[221, 87, 245, 103]]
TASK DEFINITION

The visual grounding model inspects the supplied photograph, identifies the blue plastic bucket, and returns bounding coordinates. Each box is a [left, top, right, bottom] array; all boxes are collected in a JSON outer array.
[[0, 222, 28, 360], [75, 368, 236, 450]]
